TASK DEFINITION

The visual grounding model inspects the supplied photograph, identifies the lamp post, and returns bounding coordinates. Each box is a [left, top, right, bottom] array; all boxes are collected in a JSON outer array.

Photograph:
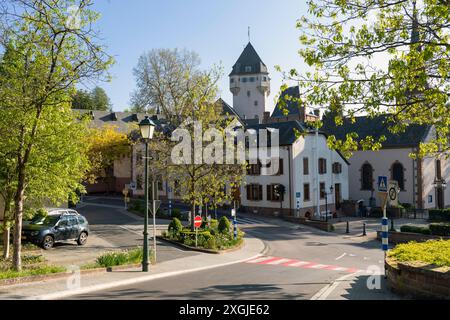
[[325, 186, 334, 223], [139, 116, 156, 272]]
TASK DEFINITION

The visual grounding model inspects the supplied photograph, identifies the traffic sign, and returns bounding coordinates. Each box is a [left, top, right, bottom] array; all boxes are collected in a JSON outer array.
[[296, 192, 301, 199], [129, 181, 137, 191], [194, 215, 202, 229], [231, 209, 236, 217], [378, 176, 388, 193]]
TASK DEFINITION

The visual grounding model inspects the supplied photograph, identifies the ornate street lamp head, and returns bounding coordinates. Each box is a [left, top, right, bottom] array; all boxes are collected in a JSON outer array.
[[139, 116, 156, 140]]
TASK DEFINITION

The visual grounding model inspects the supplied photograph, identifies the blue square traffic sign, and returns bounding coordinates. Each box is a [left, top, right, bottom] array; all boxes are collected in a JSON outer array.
[[378, 176, 388, 192]]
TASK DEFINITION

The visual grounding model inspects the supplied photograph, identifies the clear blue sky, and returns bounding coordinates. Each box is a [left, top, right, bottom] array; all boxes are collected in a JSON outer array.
[[89, 0, 309, 112]]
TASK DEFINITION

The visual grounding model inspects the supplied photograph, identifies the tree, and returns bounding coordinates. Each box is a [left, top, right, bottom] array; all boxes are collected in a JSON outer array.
[[72, 86, 112, 111], [84, 125, 131, 188], [0, 0, 112, 271], [279, 0, 450, 158], [130, 48, 203, 120]]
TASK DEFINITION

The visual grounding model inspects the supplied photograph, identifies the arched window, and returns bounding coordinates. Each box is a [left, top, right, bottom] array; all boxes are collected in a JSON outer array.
[[361, 163, 373, 191], [392, 162, 405, 191]]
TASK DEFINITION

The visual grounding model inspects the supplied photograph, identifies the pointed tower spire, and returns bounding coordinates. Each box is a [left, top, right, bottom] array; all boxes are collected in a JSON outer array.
[[411, 0, 421, 50]]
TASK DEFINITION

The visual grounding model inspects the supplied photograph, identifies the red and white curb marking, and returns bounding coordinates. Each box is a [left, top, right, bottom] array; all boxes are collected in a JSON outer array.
[[245, 256, 363, 274]]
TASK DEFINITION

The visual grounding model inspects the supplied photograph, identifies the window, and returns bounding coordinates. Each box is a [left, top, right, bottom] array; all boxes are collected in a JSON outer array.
[[249, 77, 255, 82], [320, 183, 326, 199], [230, 78, 235, 84], [332, 162, 342, 174], [361, 163, 373, 191], [391, 162, 405, 191], [77, 216, 87, 225], [58, 218, 68, 227], [247, 161, 262, 176], [277, 159, 284, 175], [242, 77, 248, 83], [247, 90, 251, 97], [304, 184, 310, 201], [267, 185, 284, 202], [263, 76, 267, 81], [254, 100, 258, 106], [303, 158, 309, 175], [245, 66, 252, 72], [246, 184, 263, 201], [436, 160, 442, 179], [319, 158, 327, 174], [68, 216, 78, 226], [157, 180, 163, 191]]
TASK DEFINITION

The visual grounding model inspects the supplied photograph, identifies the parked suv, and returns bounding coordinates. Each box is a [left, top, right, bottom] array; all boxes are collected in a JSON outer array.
[[22, 209, 90, 250]]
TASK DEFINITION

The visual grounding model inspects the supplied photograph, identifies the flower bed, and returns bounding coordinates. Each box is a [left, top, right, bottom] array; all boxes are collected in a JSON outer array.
[[162, 217, 244, 252]]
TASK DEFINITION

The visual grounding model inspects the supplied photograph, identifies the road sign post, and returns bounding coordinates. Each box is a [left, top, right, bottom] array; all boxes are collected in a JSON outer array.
[[378, 176, 389, 277], [194, 215, 202, 248]]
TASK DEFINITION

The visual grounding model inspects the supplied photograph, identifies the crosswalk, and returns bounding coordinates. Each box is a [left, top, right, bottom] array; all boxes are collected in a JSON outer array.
[[245, 256, 363, 274]]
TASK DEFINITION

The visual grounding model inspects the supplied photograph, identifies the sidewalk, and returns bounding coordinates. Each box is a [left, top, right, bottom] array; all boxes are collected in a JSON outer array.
[[0, 237, 265, 300]]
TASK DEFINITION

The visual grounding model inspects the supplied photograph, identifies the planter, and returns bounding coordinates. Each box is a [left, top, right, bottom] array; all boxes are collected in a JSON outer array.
[[386, 258, 450, 300], [157, 236, 244, 254]]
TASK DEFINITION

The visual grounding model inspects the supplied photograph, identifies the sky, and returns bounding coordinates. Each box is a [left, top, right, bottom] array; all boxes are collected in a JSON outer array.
[[88, 0, 309, 113]]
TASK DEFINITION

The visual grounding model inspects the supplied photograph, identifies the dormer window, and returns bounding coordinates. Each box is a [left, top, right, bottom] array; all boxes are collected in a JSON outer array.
[[230, 78, 235, 84], [245, 66, 252, 72]]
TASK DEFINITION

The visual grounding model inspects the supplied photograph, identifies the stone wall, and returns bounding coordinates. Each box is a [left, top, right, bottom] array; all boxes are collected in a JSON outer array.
[[281, 216, 333, 232], [377, 231, 450, 244], [386, 258, 450, 300]]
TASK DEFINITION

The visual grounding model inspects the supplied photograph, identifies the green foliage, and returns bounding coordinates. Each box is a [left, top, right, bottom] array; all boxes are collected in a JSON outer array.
[[218, 216, 231, 234], [429, 210, 450, 222], [389, 240, 450, 267], [95, 248, 145, 268], [171, 208, 182, 220], [429, 223, 450, 237], [285, 0, 450, 158], [168, 218, 183, 237], [400, 225, 431, 235], [72, 87, 112, 111], [0, 265, 66, 280]]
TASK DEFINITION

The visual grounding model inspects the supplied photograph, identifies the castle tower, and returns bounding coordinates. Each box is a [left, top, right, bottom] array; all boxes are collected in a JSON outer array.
[[229, 42, 270, 121]]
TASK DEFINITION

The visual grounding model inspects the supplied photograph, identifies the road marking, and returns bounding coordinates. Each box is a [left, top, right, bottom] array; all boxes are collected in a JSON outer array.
[[308, 264, 328, 269], [285, 261, 310, 267], [310, 271, 362, 300], [246, 256, 274, 264], [335, 253, 347, 261], [266, 258, 291, 265]]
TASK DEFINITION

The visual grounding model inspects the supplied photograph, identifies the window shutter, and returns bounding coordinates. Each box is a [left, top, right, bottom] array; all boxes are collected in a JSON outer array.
[[259, 185, 263, 200], [247, 185, 251, 200], [279, 159, 284, 175], [267, 185, 272, 201]]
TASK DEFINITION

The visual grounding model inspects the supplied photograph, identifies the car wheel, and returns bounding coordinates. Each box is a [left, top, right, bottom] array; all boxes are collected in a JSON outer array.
[[77, 232, 88, 246], [42, 235, 54, 250]]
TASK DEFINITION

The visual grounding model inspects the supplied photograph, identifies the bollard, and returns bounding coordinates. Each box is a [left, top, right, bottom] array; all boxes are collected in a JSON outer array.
[[363, 223, 367, 236], [346, 221, 350, 234], [390, 219, 395, 232]]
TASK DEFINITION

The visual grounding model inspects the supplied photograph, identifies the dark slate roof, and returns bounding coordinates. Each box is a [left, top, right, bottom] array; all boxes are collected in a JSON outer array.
[[218, 98, 242, 121], [229, 42, 268, 76], [322, 114, 432, 148], [271, 86, 302, 118], [245, 121, 309, 146], [245, 120, 349, 164]]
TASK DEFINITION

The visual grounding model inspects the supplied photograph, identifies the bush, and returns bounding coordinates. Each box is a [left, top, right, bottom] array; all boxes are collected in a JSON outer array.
[[429, 209, 450, 222], [388, 240, 450, 267], [430, 223, 450, 237], [96, 248, 144, 268], [171, 208, 182, 220], [400, 225, 431, 235], [218, 216, 231, 234], [168, 218, 183, 237]]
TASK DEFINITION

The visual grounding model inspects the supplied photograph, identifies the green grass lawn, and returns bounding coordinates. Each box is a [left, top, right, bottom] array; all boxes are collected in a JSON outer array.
[[388, 239, 450, 267]]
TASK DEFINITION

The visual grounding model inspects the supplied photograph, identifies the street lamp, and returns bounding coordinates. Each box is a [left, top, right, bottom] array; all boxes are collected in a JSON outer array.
[[139, 116, 156, 272], [325, 186, 334, 223]]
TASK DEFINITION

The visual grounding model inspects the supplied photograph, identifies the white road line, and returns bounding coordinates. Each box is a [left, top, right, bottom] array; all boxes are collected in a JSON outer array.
[[246, 256, 274, 264], [335, 253, 347, 261], [310, 271, 362, 300], [266, 258, 291, 265], [286, 261, 310, 267], [330, 267, 347, 271], [309, 264, 328, 269]]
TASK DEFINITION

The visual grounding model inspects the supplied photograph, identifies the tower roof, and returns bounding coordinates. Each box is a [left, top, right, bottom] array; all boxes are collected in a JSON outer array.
[[229, 42, 268, 76]]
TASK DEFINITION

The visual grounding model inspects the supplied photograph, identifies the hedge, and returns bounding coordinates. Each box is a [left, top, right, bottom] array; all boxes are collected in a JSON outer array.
[[429, 223, 450, 237], [388, 239, 450, 267], [429, 209, 450, 222], [400, 225, 431, 235]]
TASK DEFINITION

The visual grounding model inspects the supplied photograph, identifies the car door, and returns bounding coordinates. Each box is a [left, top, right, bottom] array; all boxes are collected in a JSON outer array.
[[67, 216, 80, 239], [55, 217, 69, 241]]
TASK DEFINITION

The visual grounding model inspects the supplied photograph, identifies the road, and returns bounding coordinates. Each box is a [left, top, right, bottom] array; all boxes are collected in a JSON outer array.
[[65, 200, 399, 300]]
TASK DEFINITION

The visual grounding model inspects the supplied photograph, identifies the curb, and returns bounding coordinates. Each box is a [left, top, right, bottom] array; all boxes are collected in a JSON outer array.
[[33, 251, 264, 300], [156, 236, 245, 255], [0, 263, 143, 288]]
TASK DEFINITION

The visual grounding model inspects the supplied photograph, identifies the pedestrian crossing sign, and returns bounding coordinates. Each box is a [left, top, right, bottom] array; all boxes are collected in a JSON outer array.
[[378, 176, 388, 193]]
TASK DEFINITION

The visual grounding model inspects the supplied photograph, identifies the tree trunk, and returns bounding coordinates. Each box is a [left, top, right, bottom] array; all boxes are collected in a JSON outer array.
[[3, 227, 10, 260], [12, 167, 25, 271]]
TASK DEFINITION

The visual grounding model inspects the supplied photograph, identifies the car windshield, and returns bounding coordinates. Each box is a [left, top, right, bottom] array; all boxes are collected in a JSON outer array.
[[30, 215, 59, 226]]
